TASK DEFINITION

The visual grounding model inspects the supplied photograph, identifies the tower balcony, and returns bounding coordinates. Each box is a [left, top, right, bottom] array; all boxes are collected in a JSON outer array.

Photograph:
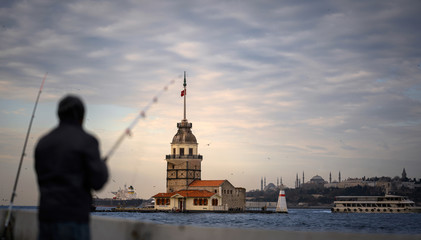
[[177, 122, 192, 128], [166, 154, 203, 160]]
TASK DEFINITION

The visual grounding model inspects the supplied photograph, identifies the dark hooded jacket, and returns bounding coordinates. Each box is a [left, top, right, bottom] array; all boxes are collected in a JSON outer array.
[[35, 96, 108, 222]]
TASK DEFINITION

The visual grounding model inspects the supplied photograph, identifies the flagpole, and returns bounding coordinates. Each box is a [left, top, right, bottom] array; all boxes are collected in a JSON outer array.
[[183, 71, 186, 120]]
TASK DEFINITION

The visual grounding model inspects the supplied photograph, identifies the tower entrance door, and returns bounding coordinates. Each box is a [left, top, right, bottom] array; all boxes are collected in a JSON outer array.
[[178, 199, 184, 211]]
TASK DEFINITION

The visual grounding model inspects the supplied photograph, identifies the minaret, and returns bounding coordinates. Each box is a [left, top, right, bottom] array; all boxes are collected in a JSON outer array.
[[264, 177, 266, 189], [402, 168, 407, 180], [261, 177, 263, 191], [302, 171, 305, 184], [329, 172, 332, 183], [339, 171, 341, 183], [165, 72, 202, 192]]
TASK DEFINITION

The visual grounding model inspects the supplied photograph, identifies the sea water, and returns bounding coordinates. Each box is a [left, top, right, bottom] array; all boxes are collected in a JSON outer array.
[[3, 206, 420, 234], [92, 209, 421, 234]]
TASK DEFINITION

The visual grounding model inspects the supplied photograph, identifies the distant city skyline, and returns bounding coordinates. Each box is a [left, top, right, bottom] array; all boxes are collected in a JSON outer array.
[[1, 0, 421, 205], [258, 168, 421, 190]]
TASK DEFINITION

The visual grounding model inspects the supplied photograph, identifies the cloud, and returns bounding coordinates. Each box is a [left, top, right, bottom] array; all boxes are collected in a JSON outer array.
[[1, 0, 421, 202], [1, 108, 26, 115], [167, 42, 206, 59], [339, 139, 357, 151]]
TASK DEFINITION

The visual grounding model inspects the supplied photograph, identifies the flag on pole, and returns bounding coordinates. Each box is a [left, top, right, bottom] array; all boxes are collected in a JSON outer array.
[[181, 89, 186, 97]]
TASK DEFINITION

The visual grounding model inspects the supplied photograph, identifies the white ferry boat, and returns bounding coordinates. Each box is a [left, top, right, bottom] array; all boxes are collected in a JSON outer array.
[[332, 195, 421, 213]]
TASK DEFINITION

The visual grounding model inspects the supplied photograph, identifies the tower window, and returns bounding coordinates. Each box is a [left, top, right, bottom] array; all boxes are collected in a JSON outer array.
[[180, 148, 184, 156], [173, 148, 176, 155], [189, 148, 193, 155]]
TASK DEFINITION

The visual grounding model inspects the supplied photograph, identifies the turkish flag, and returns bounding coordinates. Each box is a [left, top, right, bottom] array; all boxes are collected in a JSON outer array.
[[181, 89, 186, 97]]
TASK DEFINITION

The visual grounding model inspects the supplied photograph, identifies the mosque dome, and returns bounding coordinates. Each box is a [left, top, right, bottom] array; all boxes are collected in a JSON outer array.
[[171, 120, 197, 144], [264, 183, 278, 191], [310, 175, 325, 184]]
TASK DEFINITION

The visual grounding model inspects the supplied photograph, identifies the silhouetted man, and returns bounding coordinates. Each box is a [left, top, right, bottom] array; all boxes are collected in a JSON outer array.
[[35, 95, 108, 240]]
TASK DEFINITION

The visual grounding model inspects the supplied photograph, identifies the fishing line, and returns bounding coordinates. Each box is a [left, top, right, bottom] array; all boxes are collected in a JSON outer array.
[[2, 73, 48, 239], [103, 77, 177, 161], [1, 74, 176, 238]]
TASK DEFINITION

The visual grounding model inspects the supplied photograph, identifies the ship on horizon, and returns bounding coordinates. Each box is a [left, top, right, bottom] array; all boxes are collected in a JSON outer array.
[[93, 185, 143, 208]]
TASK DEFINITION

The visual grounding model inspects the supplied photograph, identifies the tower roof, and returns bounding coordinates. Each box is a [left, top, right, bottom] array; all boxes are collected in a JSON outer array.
[[172, 119, 197, 144]]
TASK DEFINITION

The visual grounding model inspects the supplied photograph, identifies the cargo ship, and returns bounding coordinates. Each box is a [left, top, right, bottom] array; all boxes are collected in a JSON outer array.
[[93, 185, 143, 207]]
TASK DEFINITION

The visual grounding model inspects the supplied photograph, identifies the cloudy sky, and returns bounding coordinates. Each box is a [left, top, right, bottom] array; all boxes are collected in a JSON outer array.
[[1, 0, 420, 205]]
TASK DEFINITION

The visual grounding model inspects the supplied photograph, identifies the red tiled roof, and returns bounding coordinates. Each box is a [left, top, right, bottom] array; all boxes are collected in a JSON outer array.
[[153, 192, 175, 198], [153, 190, 215, 198], [189, 180, 225, 187], [177, 190, 215, 198]]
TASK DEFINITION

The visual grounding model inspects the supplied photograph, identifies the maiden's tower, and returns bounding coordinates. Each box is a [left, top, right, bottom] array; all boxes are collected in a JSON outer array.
[[153, 72, 245, 212]]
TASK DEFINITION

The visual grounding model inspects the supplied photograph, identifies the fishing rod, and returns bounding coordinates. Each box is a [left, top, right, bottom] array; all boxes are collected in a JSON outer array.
[[103, 77, 176, 162], [2, 73, 48, 238]]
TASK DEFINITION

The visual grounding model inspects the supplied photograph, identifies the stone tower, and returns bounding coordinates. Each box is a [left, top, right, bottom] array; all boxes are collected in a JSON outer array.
[[165, 72, 202, 193]]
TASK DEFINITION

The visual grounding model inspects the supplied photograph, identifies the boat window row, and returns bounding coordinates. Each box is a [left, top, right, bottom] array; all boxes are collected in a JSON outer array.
[[335, 203, 413, 208], [333, 208, 407, 213], [335, 196, 405, 202]]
